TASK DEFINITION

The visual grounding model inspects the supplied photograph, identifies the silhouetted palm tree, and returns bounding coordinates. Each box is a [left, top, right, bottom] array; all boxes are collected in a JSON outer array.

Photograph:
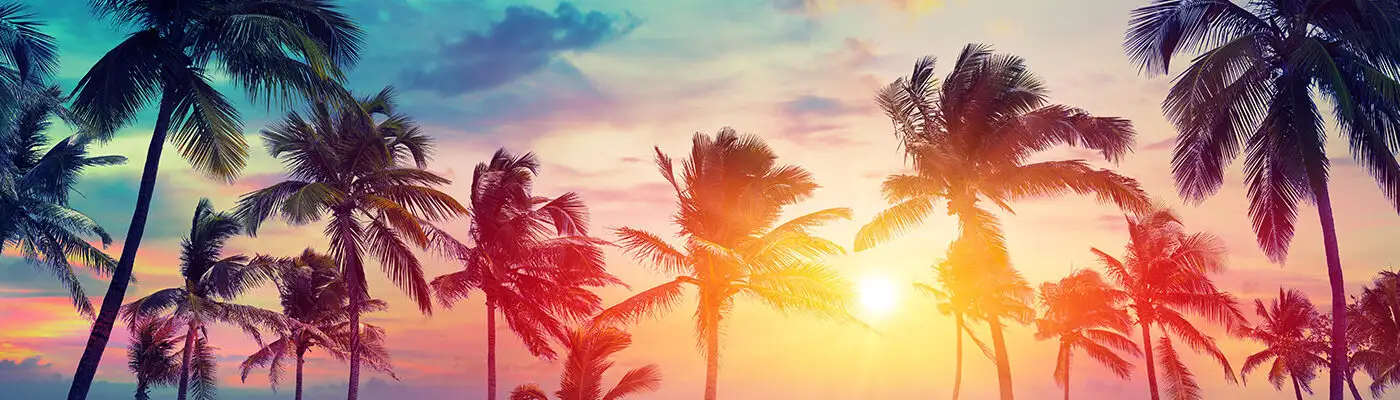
[[1094, 208, 1244, 400], [508, 325, 662, 400], [853, 44, 1152, 400], [0, 3, 57, 105], [1351, 270, 1400, 397], [127, 317, 180, 400], [428, 149, 620, 400], [1124, 2, 1400, 397], [1035, 269, 1141, 400], [0, 87, 124, 316], [240, 249, 397, 400], [1240, 289, 1328, 400], [595, 128, 857, 400], [913, 258, 991, 400], [67, 2, 362, 396], [121, 198, 282, 400], [236, 87, 463, 400]]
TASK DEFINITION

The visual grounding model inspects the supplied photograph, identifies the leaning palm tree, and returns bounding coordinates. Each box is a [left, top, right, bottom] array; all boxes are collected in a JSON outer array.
[[236, 87, 464, 400], [0, 2, 58, 111], [67, 2, 362, 396], [1351, 270, 1400, 398], [1094, 208, 1245, 400], [239, 249, 397, 400], [127, 317, 180, 400], [508, 325, 662, 400], [0, 86, 124, 316], [428, 149, 621, 400], [1035, 269, 1141, 400], [120, 198, 283, 400], [1124, 2, 1400, 397], [853, 44, 1152, 400], [595, 128, 857, 400], [913, 258, 991, 400], [1240, 289, 1328, 400]]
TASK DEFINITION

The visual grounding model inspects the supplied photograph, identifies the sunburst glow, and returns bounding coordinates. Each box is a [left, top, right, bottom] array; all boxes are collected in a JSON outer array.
[[857, 275, 900, 317]]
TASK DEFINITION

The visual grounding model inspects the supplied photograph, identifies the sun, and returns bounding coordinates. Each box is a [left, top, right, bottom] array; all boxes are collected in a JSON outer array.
[[857, 275, 900, 317]]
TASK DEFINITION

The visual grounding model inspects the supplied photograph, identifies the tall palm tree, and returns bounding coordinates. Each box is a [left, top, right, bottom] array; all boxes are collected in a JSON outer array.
[[0, 86, 124, 316], [1094, 208, 1244, 400], [508, 325, 662, 400], [0, 2, 58, 109], [595, 128, 857, 400], [67, 2, 362, 396], [1240, 289, 1328, 400], [912, 258, 991, 400], [1035, 269, 1142, 400], [239, 249, 397, 400], [120, 198, 282, 400], [428, 149, 620, 400], [1124, 2, 1400, 397], [127, 317, 180, 400], [1350, 270, 1400, 398], [854, 44, 1152, 400], [236, 87, 464, 400]]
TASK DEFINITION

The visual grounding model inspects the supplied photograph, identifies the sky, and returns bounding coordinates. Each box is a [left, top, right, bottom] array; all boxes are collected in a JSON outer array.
[[3, 0, 1400, 399]]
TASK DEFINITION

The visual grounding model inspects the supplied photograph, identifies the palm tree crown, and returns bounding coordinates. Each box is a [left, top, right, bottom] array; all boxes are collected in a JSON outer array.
[[509, 325, 662, 400], [1240, 289, 1328, 399], [1351, 270, 1400, 397], [0, 3, 58, 105], [1035, 269, 1142, 400], [127, 317, 181, 400]]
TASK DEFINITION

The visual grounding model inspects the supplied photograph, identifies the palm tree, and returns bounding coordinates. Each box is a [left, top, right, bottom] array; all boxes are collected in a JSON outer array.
[[67, 2, 362, 396], [235, 87, 464, 400], [127, 317, 180, 400], [1240, 289, 1328, 400], [0, 86, 125, 316], [120, 198, 283, 400], [1124, 2, 1400, 397], [239, 249, 397, 400], [595, 128, 857, 400], [428, 149, 621, 400], [1034, 269, 1142, 400], [1094, 208, 1244, 400], [0, 2, 58, 108], [1351, 270, 1400, 398], [854, 44, 1152, 400], [508, 325, 662, 400], [912, 258, 990, 400]]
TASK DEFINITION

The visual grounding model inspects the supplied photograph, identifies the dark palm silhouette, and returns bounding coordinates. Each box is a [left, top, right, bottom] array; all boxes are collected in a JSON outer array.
[[0, 2, 58, 103], [127, 317, 180, 400], [1094, 208, 1244, 400], [120, 198, 282, 400], [67, 2, 362, 396], [1035, 269, 1142, 400], [1350, 270, 1400, 397], [508, 325, 662, 400], [240, 249, 397, 400], [913, 258, 992, 400], [0, 86, 124, 316], [1240, 289, 1328, 400], [428, 149, 620, 400], [235, 87, 463, 400], [595, 128, 857, 400], [1124, 2, 1400, 396], [854, 44, 1152, 400]]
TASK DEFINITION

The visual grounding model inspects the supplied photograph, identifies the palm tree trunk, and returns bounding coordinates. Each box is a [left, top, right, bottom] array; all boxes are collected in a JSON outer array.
[[1064, 366, 1070, 400], [704, 299, 721, 400], [296, 346, 307, 400], [68, 94, 176, 400], [1292, 373, 1304, 400], [1140, 322, 1160, 400], [177, 320, 197, 400], [487, 299, 498, 400], [988, 314, 1014, 400], [1346, 370, 1363, 400], [346, 293, 362, 400], [134, 378, 149, 400], [952, 313, 963, 400], [1310, 180, 1348, 400]]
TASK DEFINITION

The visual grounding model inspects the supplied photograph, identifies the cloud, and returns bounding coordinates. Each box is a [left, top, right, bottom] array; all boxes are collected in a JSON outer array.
[[400, 2, 639, 96], [772, 0, 946, 15], [781, 95, 865, 116], [0, 357, 62, 382]]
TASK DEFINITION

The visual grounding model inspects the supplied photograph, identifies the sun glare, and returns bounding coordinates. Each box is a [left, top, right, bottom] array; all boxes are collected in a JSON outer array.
[[857, 275, 900, 317]]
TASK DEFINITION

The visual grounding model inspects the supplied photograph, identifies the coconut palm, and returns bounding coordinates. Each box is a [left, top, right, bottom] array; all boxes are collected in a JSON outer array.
[[1124, 2, 1400, 397], [912, 258, 991, 400], [1035, 269, 1141, 400], [1094, 208, 1244, 400], [239, 249, 397, 400], [235, 87, 463, 400], [1240, 289, 1329, 400], [120, 198, 282, 400], [854, 44, 1152, 400], [507, 325, 662, 400], [127, 317, 180, 400], [428, 149, 620, 400], [0, 86, 124, 316], [0, 2, 58, 108], [594, 128, 857, 400], [1351, 270, 1400, 398], [67, 2, 362, 396]]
